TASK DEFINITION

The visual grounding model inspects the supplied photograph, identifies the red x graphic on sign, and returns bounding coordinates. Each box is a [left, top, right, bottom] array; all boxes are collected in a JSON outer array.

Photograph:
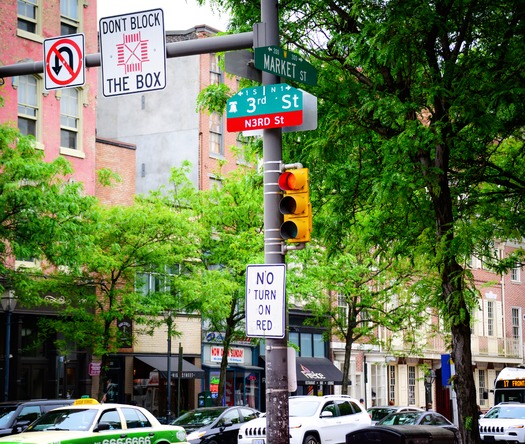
[[116, 32, 150, 74]]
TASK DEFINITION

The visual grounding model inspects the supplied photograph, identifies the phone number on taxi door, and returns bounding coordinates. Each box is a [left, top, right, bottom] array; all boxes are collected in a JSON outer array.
[[95, 438, 151, 444]]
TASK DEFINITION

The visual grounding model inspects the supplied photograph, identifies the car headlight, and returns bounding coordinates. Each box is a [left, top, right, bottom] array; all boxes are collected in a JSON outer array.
[[508, 425, 525, 430], [177, 430, 188, 441], [187, 430, 207, 441], [290, 423, 303, 430]]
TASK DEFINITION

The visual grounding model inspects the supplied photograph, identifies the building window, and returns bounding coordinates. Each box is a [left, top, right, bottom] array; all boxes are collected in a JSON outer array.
[[60, 0, 80, 35], [487, 301, 494, 336], [137, 265, 179, 296], [209, 177, 222, 190], [289, 332, 325, 358], [389, 365, 396, 403], [337, 291, 348, 328], [17, 75, 39, 138], [209, 112, 223, 156], [18, 0, 39, 34], [408, 366, 416, 406], [210, 53, 222, 85], [511, 266, 521, 282], [478, 370, 486, 406], [60, 88, 80, 150], [512, 307, 521, 355]]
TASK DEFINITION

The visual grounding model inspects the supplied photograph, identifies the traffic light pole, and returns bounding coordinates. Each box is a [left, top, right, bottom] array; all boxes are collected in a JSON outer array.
[[258, 2, 290, 444]]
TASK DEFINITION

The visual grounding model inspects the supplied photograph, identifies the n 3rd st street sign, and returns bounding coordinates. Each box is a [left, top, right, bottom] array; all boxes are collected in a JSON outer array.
[[226, 83, 303, 132], [254, 46, 317, 86]]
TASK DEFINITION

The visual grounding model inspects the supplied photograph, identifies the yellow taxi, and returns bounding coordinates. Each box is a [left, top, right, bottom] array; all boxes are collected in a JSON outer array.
[[0, 398, 189, 444]]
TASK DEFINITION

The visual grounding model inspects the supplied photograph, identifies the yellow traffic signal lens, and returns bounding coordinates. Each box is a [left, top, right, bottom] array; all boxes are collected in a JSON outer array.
[[280, 195, 307, 215]]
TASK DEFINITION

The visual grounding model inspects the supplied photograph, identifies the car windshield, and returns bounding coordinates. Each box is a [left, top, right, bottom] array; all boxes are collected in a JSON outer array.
[[0, 406, 17, 428], [289, 399, 321, 417], [172, 408, 224, 426], [25, 409, 97, 432], [485, 406, 525, 419], [368, 408, 396, 421], [378, 412, 420, 425]]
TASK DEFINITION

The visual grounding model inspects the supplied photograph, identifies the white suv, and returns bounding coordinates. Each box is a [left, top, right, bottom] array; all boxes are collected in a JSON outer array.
[[238, 395, 371, 444], [480, 403, 525, 443]]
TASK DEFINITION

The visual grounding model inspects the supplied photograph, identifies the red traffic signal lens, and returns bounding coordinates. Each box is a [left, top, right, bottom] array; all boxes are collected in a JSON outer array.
[[278, 169, 307, 191]]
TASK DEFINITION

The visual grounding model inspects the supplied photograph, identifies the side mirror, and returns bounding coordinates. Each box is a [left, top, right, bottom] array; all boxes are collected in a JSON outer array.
[[94, 423, 112, 432], [220, 420, 233, 430], [320, 411, 334, 418]]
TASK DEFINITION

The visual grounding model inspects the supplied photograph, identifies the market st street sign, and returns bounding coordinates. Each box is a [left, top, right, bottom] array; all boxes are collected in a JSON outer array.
[[254, 45, 317, 86]]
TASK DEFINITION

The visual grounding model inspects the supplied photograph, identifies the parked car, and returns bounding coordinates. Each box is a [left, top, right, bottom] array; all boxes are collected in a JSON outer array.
[[0, 397, 188, 444], [479, 402, 525, 443], [171, 406, 261, 444], [376, 410, 458, 434], [0, 399, 75, 437], [367, 406, 424, 425], [238, 395, 371, 444]]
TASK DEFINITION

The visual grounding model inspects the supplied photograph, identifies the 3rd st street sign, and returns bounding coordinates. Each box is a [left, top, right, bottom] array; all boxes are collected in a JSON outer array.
[[226, 83, 303, 132]]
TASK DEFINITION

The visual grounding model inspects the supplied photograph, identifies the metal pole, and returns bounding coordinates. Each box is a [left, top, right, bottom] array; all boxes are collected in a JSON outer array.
[[3, 310, 11, 401], [177, 343, 183, 418], [167, 316, 172, 422], [0, 32, 254, 79], [259, 1, 289, 444]]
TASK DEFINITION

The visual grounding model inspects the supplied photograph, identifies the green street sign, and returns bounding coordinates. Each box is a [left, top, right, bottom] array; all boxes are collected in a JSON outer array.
[[254, 46, 317, 86], [226, 83, 303, 132]]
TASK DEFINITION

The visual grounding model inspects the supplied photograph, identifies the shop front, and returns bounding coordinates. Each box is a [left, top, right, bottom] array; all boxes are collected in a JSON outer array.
[[201, 333, 263, 411], [294, 356, 344, 396]]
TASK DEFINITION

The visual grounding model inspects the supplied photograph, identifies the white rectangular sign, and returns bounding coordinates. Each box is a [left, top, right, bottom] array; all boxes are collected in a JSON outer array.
[[99, 9, 166, 97], [245, 264, 286, 338]]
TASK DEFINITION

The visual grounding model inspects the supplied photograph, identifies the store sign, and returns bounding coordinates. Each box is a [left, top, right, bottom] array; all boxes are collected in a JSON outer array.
[[210, 346, 244, 363]]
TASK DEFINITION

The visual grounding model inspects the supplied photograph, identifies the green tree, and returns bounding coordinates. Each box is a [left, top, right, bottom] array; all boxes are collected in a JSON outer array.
[[202, 1, 525, 442], [189, 167, 264, 405], [40, 192, 200, 400], [0, 124, 97, 301], [289, 230, 432, 395]]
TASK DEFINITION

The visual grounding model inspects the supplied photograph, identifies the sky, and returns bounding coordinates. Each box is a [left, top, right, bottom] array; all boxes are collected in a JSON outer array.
[[97, 0, 230, 32]]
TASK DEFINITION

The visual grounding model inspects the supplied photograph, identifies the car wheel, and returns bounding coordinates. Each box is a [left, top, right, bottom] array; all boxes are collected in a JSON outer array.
[[303, 434, 320, 444]]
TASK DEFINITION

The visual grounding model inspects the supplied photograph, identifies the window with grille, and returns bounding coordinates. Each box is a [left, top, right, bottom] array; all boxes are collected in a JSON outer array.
[[512, 307, 521, 355], [511, 266, 521, 282], [487, 301, 494, 336], [478, 370, 486, 406], [17, 75, 39, 138], [18, 0, 39, 34], [389, 365, 396, 403], [60, 88, 80, 150], [337, 291, 348, 328], [60, 0, 80, 35], [408, 366, 416, 405]]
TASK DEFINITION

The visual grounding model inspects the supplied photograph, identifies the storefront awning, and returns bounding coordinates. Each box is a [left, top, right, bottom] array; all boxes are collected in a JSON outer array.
[[135, 356, 204, 379], [296, 357, 344, 385]]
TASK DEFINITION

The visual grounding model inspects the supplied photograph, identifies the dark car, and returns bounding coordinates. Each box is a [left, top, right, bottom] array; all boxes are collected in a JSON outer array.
[[367, 406, 424, 425], [0, 399, 75, 436], [171, 406, 261, 444], [376, 410, 458, 434]]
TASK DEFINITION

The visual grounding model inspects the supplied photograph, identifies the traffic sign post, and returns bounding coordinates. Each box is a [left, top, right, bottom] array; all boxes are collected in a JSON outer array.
[[99, 9, 166, 97], [254, 45, 317, 86], [43, 34, 85, 90], [245, 264, 286, 338], [226, 83, 303, 132]]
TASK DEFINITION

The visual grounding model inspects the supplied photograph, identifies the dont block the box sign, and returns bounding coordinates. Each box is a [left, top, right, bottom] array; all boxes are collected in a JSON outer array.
[[99, 9, 166, 97]]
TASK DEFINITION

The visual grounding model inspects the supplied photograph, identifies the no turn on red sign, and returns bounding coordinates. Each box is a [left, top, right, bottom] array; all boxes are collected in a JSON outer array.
[[99, 9, 166, 97], [43, 33, 85, 90]]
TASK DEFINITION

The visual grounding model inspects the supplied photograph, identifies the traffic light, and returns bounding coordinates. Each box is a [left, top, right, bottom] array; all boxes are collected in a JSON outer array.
[[278, 167, 312, 243]]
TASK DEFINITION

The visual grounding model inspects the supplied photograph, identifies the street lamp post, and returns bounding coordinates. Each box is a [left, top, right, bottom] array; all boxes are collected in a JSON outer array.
[[424, 370, 436, 409], [2, 289, 17, 402]]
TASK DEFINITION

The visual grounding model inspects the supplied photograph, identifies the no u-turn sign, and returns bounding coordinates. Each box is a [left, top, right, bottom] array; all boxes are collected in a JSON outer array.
[[43, 33, 85, 90]]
